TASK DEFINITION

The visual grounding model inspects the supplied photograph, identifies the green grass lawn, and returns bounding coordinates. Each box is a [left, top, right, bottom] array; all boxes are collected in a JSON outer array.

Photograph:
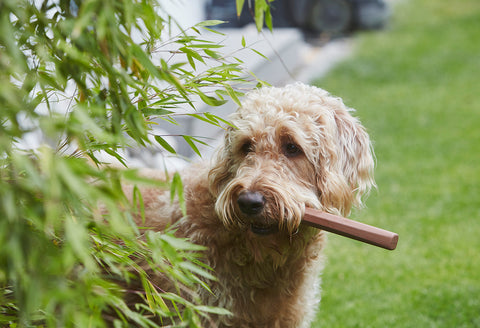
[[311, 0, 480, 327]]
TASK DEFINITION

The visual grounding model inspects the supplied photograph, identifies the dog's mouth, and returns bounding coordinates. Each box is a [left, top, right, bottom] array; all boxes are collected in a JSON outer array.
[[249, 223, 278, 235]]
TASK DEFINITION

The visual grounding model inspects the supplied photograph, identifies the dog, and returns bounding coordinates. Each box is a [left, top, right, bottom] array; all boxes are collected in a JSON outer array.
[[124, 83, 375, 327]]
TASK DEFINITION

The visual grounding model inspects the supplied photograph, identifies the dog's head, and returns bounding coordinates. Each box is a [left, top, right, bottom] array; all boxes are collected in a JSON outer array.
[[208, 83, 375, 236]]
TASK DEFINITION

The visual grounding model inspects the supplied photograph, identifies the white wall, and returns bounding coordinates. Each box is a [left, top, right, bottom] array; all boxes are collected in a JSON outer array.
[[159, 0, 207, 29]]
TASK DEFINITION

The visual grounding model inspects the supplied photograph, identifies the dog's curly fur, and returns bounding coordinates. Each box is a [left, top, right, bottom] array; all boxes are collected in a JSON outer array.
[[129, 83, 375, 327]]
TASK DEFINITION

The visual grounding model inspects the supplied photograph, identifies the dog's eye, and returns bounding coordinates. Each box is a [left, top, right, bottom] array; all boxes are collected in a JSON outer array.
[[283, 143, 302, 158], [241, 141, 254, 154]]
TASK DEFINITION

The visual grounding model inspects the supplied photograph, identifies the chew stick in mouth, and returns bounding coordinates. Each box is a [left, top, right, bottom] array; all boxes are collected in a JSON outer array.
[[302, 207, 399, 250]]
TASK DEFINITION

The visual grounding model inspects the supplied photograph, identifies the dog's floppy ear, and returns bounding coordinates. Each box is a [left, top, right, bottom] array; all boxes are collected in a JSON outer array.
[[314, 103, 375, 216], [333, 107, 375, 209]]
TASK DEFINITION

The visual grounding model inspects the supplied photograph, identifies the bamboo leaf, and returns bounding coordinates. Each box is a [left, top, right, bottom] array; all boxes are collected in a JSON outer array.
[[170, 172, 185, 215], [204, 113, 236, 129], [130, 44, 162, 79], [187, 43, 223, 49], [65, 214, 96, 271], [154, 135, 176, 154], [254, 0, 265, 32], [265, 5, 273, 31], [132, 185, 146, 225], [179, 261, 216, 281], [222, 84, 242, 106], [186, 53, 196, 70], [236, 0, 246, 17], [121, 169, 169, 188], [203, 49, 221, 59], [199, 26, 225, 35], [195, 20, 225, 27], [186, 113, 217, 126], [141, 107, 175, 116], [251, 48, 270, 60], [196, 89, 228, 107], [179, 46, 205, 64], [182, 135, 208, 158], [160, 234, 205, 252], [194, 305, 232, 316]]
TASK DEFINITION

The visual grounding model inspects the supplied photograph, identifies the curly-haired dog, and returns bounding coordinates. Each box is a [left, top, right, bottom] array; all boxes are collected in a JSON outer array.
[[128, 83, 375, 327]]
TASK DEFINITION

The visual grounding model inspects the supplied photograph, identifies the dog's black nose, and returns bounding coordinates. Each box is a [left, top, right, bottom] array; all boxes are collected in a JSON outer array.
[[237, 191, 265, 215]]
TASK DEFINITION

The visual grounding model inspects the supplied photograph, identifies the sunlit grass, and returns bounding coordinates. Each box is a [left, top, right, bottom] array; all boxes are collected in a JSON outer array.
[[311, 0, 480, 326]]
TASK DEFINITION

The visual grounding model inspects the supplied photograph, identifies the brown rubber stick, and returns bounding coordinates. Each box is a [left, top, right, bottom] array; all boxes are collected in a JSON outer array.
[[302, 207, 399, 250]]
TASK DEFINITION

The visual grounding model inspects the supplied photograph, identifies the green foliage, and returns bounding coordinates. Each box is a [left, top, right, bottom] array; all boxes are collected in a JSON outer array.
[[312, 0, 480, 327], [236, 0, 274, 31], [0, 0, 272, 326]]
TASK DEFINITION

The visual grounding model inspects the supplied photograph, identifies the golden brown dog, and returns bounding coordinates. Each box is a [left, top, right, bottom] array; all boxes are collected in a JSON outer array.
[[126, 83, 375, 327]]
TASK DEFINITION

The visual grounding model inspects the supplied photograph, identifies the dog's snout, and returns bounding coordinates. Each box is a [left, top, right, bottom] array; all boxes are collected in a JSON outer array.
[[237, 191, 265, 215]]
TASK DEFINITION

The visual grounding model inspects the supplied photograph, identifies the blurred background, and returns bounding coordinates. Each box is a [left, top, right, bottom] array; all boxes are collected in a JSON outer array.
[[206, 0, 389, 38], [311, 1, 480, 327]]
